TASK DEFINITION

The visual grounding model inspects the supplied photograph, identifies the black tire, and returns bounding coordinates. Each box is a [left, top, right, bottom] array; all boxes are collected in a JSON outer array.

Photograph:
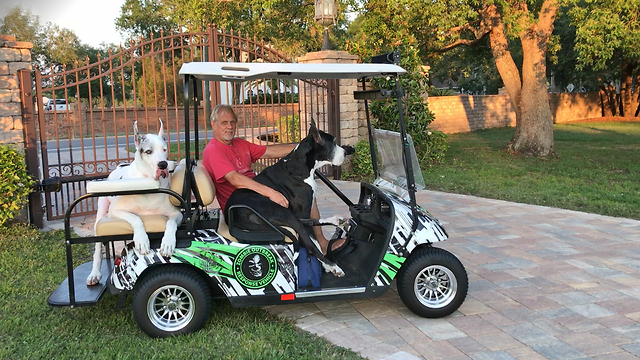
[[132, 266, 212, 338], [397, 247, 468, 318]]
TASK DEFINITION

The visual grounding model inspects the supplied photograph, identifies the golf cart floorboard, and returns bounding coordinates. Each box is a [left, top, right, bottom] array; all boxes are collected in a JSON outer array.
[[48, 259, 111, 307]]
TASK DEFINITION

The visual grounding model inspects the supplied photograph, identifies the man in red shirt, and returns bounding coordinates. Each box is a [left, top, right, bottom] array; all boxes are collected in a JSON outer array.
[[203, 104, 344, 254]]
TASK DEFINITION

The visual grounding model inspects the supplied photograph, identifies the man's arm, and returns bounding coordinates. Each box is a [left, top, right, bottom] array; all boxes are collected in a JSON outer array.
[[262, 143, 297, 159], [224, 171, 289, 208]]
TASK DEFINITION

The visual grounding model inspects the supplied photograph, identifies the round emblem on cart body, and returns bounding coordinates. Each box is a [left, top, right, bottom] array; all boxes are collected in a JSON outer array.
[[233, 246, 278, 289]]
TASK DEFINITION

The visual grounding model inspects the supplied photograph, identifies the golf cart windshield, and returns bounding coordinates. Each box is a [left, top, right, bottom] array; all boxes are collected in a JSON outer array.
[[373, 129, 425, 200]]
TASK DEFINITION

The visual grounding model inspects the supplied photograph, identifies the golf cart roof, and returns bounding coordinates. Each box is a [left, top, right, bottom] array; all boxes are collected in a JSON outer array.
[[179, 62, 406, 82]]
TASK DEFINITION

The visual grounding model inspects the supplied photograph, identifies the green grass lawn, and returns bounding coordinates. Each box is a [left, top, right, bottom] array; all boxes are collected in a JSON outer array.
[[422, 121, 640, 219], [0, 224, 363, 360]]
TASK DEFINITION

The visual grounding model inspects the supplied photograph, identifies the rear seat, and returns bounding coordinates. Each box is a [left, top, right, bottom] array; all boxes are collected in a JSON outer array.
[[92, 159, 296, 243], [93, 160, 215, 237]]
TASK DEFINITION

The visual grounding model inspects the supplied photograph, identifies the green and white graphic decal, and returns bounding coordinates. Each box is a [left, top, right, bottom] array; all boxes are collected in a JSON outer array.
[[112, 229, 296, 296], [173, 241, 239, 278], [373, 253, 406, 286], [233, 246, 278, 289]]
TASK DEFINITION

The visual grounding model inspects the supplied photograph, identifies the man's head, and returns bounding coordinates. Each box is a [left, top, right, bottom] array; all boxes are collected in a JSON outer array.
[[211, 104, 238, 145]]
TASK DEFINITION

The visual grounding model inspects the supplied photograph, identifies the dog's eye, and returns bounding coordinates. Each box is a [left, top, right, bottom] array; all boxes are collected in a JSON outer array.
[[145, 150, 153, 155]]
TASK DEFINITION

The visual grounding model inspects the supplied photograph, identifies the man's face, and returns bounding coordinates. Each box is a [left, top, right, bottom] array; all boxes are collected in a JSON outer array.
[[212, 110, 237, 145]]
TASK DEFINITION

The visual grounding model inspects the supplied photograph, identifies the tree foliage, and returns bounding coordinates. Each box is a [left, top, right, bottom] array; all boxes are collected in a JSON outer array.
[[0, 6, 89, 70], [351, 0, 560, 157], [116, 0, 354, 56], [568, 0, 640, 117]]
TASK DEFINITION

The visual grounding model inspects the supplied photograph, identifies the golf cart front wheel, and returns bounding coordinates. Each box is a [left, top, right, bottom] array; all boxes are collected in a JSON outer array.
[[397, 247, 468, 318], [132, 266, 212, 338]]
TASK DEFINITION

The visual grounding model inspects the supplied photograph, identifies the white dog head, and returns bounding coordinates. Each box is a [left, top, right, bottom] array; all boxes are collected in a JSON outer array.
[[134, 119, 169, 181]]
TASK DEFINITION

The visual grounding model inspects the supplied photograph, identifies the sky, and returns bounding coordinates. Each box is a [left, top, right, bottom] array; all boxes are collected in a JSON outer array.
[[0, 0, 126, 47]]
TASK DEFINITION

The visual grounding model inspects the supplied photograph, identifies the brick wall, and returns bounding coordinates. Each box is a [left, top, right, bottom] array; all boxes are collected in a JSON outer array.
[[428, 92, 604, 134], [428, 95, 516, 133], [0, 35, 32, 147]]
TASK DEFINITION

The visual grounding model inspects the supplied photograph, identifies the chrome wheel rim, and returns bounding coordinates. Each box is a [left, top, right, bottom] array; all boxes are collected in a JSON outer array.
[[414, 265, 457, 309], [147, 285, 195, 332]]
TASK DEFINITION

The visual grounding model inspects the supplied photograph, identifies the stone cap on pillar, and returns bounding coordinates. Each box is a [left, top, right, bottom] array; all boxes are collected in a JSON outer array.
[[297, 50, 360, 64], [0, 34, 34, 50]]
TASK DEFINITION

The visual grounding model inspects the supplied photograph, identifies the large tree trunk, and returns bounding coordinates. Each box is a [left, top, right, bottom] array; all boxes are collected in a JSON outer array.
[[621, 61, 638, 117], [511, 34, 555, 156], [485, 1, 557, 157]]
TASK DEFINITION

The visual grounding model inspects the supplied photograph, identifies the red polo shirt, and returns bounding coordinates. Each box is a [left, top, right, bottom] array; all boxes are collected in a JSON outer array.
[[202, 137, 267, 210]]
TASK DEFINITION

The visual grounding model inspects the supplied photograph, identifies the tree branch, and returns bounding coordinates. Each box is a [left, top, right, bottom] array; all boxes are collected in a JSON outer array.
[[536, 0, 559, 41], [434, 33, 490, 53]]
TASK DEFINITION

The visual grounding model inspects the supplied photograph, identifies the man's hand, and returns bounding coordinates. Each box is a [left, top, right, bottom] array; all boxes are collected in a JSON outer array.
[[268, 189, 289, 208]]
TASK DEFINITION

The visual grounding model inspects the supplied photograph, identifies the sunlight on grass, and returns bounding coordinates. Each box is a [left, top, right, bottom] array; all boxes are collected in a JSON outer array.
[[422, 122, 640, 219]]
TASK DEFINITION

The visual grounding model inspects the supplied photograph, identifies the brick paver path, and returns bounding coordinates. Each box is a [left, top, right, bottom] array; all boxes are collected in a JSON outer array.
[[266, 181, 640, 360]]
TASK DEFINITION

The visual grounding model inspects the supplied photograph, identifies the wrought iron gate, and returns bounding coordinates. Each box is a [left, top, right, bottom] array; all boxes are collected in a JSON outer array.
[[28, 25, 339, 221]]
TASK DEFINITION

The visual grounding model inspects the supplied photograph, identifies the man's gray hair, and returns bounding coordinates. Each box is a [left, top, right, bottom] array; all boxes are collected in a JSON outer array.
[[210, 104, 237, 123]]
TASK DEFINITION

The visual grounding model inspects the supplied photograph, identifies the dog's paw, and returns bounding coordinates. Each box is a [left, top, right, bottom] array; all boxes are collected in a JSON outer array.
[[86, 270, 102, 286], [159, 237, 176, 258], [133, 233, 150, 255], [322, 262, 345, 277]]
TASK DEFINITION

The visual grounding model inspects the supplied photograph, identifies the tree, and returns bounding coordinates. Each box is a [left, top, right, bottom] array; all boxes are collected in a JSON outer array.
[[116, 0, 353, 56], [116, 0, 176, 41], [353, 0, 559, 157], [568, 0, 640, 117], [41, 23, 81, 67], [0, 6, 46, 64]]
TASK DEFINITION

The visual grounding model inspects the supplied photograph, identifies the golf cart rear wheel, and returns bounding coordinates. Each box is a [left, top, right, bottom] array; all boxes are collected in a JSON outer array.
[[133, 266, 212, 338], [397, 247, 468, 318]]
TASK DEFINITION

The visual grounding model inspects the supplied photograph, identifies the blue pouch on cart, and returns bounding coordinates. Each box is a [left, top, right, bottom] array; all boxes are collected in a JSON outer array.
[[297, 246, 321, 289]]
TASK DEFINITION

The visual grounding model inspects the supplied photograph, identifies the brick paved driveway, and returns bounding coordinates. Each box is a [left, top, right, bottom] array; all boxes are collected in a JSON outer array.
[[266, 181, 640, 360]]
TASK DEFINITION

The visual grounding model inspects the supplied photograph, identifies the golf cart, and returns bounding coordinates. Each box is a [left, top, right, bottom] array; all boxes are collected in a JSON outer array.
[[48, 54, 468, 338]]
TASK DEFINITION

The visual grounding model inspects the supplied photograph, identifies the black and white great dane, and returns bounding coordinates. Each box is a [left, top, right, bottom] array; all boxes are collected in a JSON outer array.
[[224, 121, 353, 277]]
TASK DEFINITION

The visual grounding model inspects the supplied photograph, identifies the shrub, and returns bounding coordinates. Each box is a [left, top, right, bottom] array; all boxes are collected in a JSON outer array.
[[243, 92, 298, 104], [428, 87, 457, 96], [367, 45, 449, 167], [0, 145, 34, 226], [278, 114, 301, 143], [341, 139, 374, 182]]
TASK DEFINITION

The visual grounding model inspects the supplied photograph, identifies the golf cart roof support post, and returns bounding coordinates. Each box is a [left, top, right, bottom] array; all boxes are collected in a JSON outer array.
[[193, 75, 200, 161], [394, 75, 419, 236], [361, 78, 379, 178], [183, 75, 193, 227], [64, 215, 76, 306]]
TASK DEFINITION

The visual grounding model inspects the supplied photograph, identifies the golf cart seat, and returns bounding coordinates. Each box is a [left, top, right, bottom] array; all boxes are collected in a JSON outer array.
[[92, 160, 215, 236]]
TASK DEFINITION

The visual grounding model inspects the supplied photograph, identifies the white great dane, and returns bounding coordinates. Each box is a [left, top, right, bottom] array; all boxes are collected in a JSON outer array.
[[86, 120, 183, 286]]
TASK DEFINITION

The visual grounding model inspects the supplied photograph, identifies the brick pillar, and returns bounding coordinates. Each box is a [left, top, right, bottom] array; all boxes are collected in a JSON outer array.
[[0, 35, 32, 148], [296, 50, 362, 146]]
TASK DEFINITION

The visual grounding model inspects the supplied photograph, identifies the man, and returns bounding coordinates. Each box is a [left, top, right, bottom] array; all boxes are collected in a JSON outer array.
[[202, 104, 344, 254]]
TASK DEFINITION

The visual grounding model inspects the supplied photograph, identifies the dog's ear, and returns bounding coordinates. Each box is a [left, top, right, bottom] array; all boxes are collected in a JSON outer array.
[[309, 118, 323, 145], [158, 118, 165, 139], [134, 121, 142, 147]]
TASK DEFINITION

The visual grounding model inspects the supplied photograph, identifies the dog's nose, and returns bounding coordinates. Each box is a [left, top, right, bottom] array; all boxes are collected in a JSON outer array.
[[158, 161, 168, 170], [342, 145, 355, 155]]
